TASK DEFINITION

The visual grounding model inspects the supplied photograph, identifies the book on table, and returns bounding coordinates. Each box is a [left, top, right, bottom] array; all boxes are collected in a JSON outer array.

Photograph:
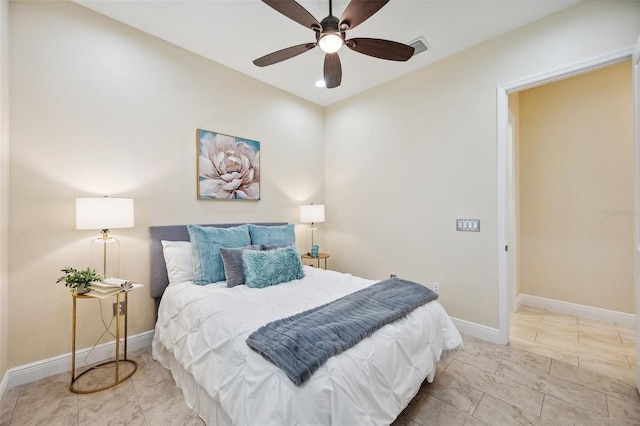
[[88, 278, 143, 298]]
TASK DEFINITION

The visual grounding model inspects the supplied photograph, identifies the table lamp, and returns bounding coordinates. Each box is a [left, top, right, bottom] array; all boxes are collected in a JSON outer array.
[[299, 203, 325, 256], [76, 197, 134, 279]]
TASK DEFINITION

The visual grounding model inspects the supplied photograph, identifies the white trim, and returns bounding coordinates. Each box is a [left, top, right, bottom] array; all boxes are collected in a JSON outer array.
[[499, 46, 633, 94], [450, 317, 502, 344], [517, 294, 636, 328], [497, 46, 635, 345], [497, 85, 509, 345], [0, 369, 8, 402], [633, 34, 640, 390], [514, 293, 524, 312], [4, 330, 153, 390]]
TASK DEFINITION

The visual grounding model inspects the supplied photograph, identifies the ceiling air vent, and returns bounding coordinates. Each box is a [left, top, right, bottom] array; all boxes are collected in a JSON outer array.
[[408, 37, 430, 56]]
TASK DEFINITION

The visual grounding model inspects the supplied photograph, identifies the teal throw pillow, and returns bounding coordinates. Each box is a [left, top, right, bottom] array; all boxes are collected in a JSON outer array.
[[243, 245, 304, 288], [188, 224, 251, 285], [219, 245, 261, 287], [248, 224, 295, 246]]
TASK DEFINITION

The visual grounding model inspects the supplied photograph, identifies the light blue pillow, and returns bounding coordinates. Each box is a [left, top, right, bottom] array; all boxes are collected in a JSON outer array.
[[248, 224, 295, 246], [188, 224, 251, 285], [243, 245, 304, 288]]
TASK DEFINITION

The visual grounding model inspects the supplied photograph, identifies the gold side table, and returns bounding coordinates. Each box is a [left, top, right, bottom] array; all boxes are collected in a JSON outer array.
[[301, 253, 330, 270], [70, 290, 137, 394]]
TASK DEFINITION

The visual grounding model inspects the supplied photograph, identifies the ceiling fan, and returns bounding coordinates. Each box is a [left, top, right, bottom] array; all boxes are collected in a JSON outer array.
[[253, 0, 414, 89]]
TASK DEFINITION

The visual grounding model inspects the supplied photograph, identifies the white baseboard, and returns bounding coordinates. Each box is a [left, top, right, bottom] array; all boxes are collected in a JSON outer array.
[[450, 316, 503, 345], [518, 294, 636, 328], [4, 330, 154, 391]]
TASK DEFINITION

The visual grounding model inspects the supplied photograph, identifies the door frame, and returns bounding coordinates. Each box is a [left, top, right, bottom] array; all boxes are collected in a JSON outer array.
[[496, 46, 635, 346], [632, 35, 640, 390]]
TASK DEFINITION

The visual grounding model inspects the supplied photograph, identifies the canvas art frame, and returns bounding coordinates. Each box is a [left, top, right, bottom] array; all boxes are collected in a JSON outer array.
[[196, 129, 261, 200]]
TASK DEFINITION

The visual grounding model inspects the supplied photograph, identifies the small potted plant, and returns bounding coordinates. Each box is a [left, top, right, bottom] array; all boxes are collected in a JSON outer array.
[[56, 267, 101, 294]]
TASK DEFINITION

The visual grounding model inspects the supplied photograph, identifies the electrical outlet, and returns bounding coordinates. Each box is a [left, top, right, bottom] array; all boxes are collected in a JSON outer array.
[[433, 282, 440, 294], [112, 301, 126, 317]]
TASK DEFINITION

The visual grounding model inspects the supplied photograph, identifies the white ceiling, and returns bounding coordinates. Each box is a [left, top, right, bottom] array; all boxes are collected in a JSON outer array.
[[73, 0, 581, 106]]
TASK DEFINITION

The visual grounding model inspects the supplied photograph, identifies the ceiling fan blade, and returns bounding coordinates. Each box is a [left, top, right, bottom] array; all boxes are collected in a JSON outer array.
[[253, 43, 316, 67], [324, 53, 342, 89], [346, 38, 414, 61], [339, 0, 389, 31], [262, 0, 321, 31]]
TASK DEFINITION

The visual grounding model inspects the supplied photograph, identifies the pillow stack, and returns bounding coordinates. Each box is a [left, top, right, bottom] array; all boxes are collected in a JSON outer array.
[[188, 224, 252, 285], [219, 245, 261, 287], [161, 223, 305, 288]]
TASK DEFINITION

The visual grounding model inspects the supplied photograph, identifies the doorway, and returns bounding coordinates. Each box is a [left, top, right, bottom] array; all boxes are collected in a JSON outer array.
[[497, 50, 636, 385]]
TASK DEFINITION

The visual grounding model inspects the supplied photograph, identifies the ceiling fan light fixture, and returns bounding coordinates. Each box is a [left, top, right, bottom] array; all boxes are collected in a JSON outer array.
[[318, 33, 343, 54], [315, 79, 327, 88]]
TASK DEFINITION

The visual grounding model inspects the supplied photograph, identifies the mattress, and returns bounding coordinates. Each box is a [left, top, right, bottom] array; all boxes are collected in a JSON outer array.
[[152, 266, 462, 425]]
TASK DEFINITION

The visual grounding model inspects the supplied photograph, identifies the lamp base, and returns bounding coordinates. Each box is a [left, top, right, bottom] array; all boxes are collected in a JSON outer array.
[[89, 236, 120, 279]]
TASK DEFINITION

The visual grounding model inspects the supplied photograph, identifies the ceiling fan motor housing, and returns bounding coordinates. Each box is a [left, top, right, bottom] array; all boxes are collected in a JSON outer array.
[[320, 15, 340, 32]]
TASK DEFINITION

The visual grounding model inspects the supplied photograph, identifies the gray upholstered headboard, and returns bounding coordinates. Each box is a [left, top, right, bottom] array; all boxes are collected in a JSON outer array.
[[149, 222, 287, 318]]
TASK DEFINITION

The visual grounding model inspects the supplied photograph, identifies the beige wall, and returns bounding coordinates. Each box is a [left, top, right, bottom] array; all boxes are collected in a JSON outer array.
[[518, 61, 634, 313], [1, 0, 9, 383], [5, 0, 640, 373], [8, 1, 325, 368], [324, 1, 640, 327]]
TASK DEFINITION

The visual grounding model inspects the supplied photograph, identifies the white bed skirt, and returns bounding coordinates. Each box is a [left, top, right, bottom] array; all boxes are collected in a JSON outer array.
[[153, 339, 233, 426], [152, 337, 443, 425]]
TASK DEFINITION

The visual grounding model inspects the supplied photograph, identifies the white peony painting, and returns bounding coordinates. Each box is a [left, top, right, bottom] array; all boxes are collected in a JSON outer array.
[[197, 129, 260, 200]]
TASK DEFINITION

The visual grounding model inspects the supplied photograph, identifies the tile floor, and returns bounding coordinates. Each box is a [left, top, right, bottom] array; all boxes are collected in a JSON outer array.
[[510, 305, 636, 386], [1, 308, 639, 425]]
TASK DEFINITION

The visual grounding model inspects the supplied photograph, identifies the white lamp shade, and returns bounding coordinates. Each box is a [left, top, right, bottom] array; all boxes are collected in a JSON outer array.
[[76, 197, 134, 230], [300, 204, 325, 224]]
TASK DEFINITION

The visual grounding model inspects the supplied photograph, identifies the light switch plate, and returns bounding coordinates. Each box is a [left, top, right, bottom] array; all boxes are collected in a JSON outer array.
[[457, 219, 480, 232]]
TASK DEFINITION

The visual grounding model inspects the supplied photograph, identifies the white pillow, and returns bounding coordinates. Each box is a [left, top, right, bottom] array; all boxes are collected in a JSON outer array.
[[161, 240, 193, 284]]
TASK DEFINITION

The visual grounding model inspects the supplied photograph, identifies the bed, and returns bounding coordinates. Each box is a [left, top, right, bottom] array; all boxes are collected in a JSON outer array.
[[150, 223, 463, 425]]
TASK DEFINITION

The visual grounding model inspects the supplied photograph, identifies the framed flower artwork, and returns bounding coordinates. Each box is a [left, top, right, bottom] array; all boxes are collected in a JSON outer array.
[[196, 129, 260, 200]]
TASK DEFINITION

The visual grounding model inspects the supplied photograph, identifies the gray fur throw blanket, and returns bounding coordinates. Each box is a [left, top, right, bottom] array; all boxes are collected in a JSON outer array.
[[246, 277, 438, 385]]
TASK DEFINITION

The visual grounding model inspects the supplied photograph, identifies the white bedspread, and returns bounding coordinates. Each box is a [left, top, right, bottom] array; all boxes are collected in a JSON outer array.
[[153, 266, 462, 425]]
